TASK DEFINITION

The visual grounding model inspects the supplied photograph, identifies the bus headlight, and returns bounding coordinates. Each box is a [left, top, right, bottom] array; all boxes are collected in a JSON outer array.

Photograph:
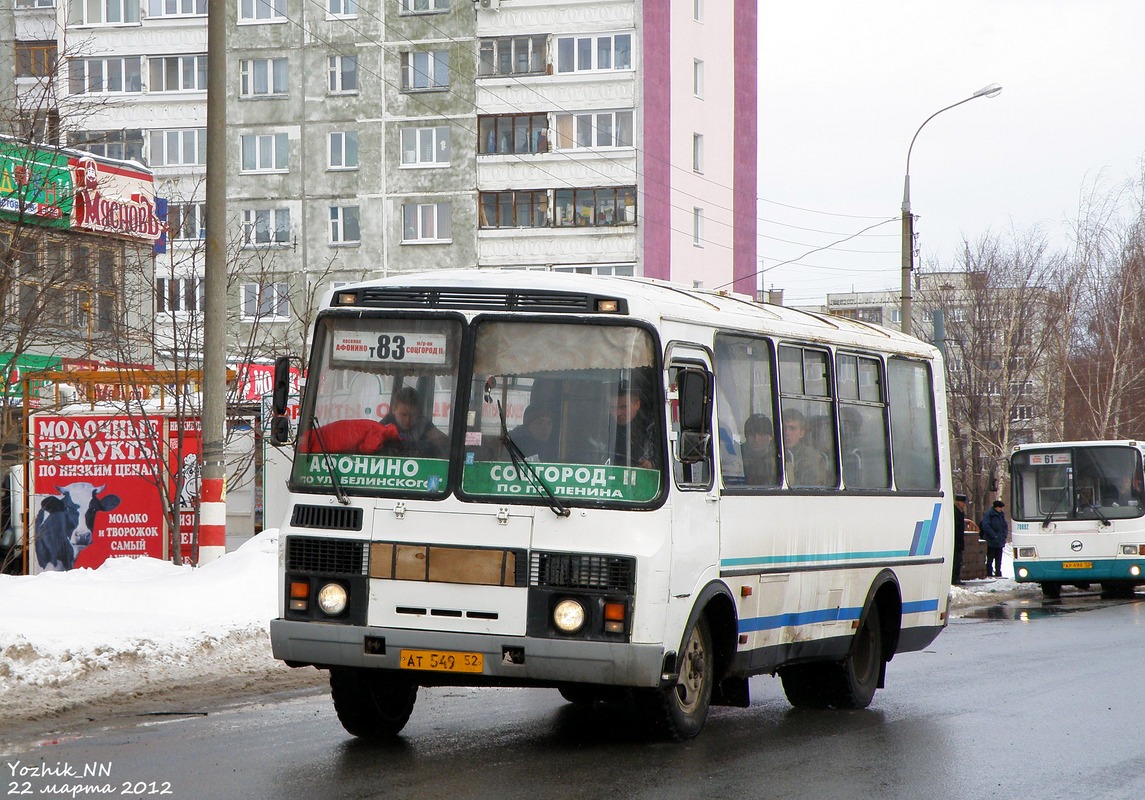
[[553, 599, 586, 633], [316, 582, 348, 616], [1017, 567, 1029, 579], [1016, 547, 1037, 559], [1121, 544, 1145, 555], [1131, 565, 1142, 577]]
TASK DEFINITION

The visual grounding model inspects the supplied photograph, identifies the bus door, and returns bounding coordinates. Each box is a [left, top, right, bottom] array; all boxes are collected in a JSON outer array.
[[666, 346, 719, 602]]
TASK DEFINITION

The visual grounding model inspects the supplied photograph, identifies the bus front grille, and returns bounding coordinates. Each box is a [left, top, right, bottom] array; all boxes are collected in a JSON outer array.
[[530, 552, 636, 593], [290, 504, 363, 531], [286, 536, 368, 576]]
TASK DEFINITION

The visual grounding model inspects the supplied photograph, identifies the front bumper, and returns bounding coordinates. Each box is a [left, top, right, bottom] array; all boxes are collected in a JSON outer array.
[[270, 618, 666, 687], [1013, 560, 1145, 583]]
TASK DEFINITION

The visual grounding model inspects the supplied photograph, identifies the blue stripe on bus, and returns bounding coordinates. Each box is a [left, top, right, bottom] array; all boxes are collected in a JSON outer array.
[[725, 502, 947, 567], [739, 598, 940, 632]]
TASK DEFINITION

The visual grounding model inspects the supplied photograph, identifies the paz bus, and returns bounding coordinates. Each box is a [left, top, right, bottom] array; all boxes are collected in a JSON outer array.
[[1010, 440, 1145, 599], [268, 270, 954, 740]]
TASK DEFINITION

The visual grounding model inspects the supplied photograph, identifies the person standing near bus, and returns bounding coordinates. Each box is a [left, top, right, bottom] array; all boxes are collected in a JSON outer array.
[[980, 499, 1008, 578], [952, 494, 968, 584]]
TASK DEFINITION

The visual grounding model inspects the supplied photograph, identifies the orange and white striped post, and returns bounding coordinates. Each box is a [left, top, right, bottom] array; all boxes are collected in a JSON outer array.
[[198, 473, 226, 564]]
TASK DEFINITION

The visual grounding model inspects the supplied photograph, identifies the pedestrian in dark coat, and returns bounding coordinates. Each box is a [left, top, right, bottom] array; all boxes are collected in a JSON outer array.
[[952, 494, 968, 584], [979, 499, 1008, 578]]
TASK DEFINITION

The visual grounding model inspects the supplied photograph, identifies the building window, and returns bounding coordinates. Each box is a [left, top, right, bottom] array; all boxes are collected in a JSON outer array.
[[150, 128, 206, 166], [400, 0, 448, 11], [16, 0, 56, 8], [402, 202, 451, 243], [329, 205, 361, 244], [328, 131, 358, 169], [155, 276, 204, 314], [70, 129, 144, 161], [147, 0, 206, 17], [553, 186, 637, 227], [168, 202, 206, 240], [328, 0, 354, 15], [478, 191, 549, 228], [241, 282, 290, 320], [16, 41, 57, 78], [78, 0, 140, 25], [328, 55, 358, 93], [693, 59, 703, 98], [240, 58, 288, 97], [239, 0, 285, 21], [477, 35, 546, 77], [17, 110, 60, 145], [555, 34, 632, 73], [553, 111, 632, 150], [552, 264, 636, 277], [477, 114, 547, 155], [400, 126, 450, 166], [692, 207, 703, 246], [241, 208, 291, 246], [401, 50, 450, 90], [68, 57, 143, 94], [148, 54, 207, 92], [692, 133, 704, 173], [240, 132, 289, 172]]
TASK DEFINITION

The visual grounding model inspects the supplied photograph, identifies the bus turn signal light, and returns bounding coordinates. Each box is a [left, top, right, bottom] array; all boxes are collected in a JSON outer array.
[[290, 580, 309, 612], [603, 601, 626, 633]]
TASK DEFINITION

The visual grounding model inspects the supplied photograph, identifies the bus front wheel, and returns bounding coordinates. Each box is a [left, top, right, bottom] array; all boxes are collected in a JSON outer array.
[[643, 615, 713, 740], [830, 604, 883, 709], [329, 667, 418, 738], [1041, 582, 1062, 599]]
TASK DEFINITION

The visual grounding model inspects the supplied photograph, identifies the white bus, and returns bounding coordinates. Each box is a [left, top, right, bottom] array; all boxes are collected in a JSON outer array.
[[1010, 440, 1145, 598], [269, 270, 953, 740]]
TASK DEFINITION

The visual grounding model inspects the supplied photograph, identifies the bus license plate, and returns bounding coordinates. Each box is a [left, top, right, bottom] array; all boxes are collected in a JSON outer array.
[[1062, 561, 1092, 569], [399, 649, 484, 673]]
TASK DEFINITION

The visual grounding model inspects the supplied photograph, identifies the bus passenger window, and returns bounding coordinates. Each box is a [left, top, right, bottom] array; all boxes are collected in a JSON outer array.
[[713, 334, 779, 489]]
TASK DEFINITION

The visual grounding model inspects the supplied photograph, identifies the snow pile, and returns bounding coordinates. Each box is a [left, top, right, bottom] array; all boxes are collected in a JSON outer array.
[[0, 531, 283, 721]]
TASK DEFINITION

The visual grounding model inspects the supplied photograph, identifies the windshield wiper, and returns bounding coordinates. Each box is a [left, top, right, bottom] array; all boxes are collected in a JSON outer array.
[[1041, 486, 1070, 528], [486, 379, 569, 518], [308, 416, 350, 506]]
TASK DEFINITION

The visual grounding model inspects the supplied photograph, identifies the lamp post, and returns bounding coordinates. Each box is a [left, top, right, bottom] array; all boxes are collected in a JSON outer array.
[[900, 83, 1001, 335]]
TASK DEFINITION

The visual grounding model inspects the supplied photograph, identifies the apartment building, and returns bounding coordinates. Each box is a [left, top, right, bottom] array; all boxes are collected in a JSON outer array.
[[4, 0, 757, 364]]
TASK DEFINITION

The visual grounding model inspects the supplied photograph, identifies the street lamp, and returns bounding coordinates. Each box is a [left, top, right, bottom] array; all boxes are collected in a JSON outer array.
[[900, 83, 1002, 335]]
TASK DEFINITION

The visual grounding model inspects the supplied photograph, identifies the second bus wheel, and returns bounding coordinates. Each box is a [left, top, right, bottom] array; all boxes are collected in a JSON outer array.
[[829, 603, 883, 709], [329, 667, 418, 738]]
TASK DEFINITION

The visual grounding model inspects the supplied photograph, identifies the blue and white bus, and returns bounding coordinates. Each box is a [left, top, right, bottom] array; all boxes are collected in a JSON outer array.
[[1011, 440, 1145, 598], [268, 270, 953, 740]]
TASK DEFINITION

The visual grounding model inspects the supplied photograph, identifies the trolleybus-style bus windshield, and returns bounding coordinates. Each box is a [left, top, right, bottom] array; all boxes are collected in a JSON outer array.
[[292, 314, 664, 506], [1011, 444, 1144, 522]]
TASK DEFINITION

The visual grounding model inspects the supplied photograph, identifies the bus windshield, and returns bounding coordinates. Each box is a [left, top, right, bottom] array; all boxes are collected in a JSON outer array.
[[1012, 445, 1144, 522], [292, 315, 463, 496], [460, 320, 663, 505]]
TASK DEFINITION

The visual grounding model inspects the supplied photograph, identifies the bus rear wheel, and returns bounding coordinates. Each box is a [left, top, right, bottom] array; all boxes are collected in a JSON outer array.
[[642, 616, 713, 740], [830, 604, 883, 709], [329, 667, 418, 738]]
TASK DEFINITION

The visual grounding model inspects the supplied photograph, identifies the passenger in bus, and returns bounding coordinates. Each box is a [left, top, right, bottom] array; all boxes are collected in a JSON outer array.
[[839, 407, 865, 487], [610, 381, 658, 469], [782, 409, 830, 487], [1103, 473, 1141, 507], [742, 413, 778, 486], [381, 386, 449, 458], [509, 404, 555, 461]]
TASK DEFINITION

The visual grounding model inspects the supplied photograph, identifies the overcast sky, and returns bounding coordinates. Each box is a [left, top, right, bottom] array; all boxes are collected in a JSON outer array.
[[755, 1, 1145, 306]]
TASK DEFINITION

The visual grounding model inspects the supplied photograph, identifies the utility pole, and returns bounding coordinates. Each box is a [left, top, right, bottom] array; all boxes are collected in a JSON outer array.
[[200, 0, 228, 564]]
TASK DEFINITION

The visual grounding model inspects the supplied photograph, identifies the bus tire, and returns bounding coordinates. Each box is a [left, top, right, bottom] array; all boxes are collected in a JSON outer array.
[[1040, 582, 1062, 599], [779, 663, 834, 709], [642, 615, 713, 740], [329, 667, 417, 738], [830, 603, 883, 709]]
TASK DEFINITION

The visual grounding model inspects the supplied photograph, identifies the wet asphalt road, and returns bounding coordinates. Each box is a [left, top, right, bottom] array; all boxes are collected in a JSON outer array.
[[4, 592, 1145, 800]]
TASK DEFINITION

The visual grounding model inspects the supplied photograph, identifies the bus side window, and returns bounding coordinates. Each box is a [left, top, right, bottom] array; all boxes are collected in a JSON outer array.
[[713, 334, 779, 490]]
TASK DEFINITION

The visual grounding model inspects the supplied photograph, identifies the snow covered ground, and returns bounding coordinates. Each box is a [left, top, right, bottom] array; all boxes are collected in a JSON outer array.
[[0, 532, 1031, 724]]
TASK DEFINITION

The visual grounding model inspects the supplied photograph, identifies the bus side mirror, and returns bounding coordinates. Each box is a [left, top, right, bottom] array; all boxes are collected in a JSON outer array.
[[678, 369, 710, 433], [272, 356, 292, 416], [270, 355, 293, 446]]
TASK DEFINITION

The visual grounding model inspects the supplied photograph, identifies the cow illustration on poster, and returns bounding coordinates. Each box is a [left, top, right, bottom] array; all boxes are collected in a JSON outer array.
[[30, 414, 166, 573], [167, 417, 202, 562]]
